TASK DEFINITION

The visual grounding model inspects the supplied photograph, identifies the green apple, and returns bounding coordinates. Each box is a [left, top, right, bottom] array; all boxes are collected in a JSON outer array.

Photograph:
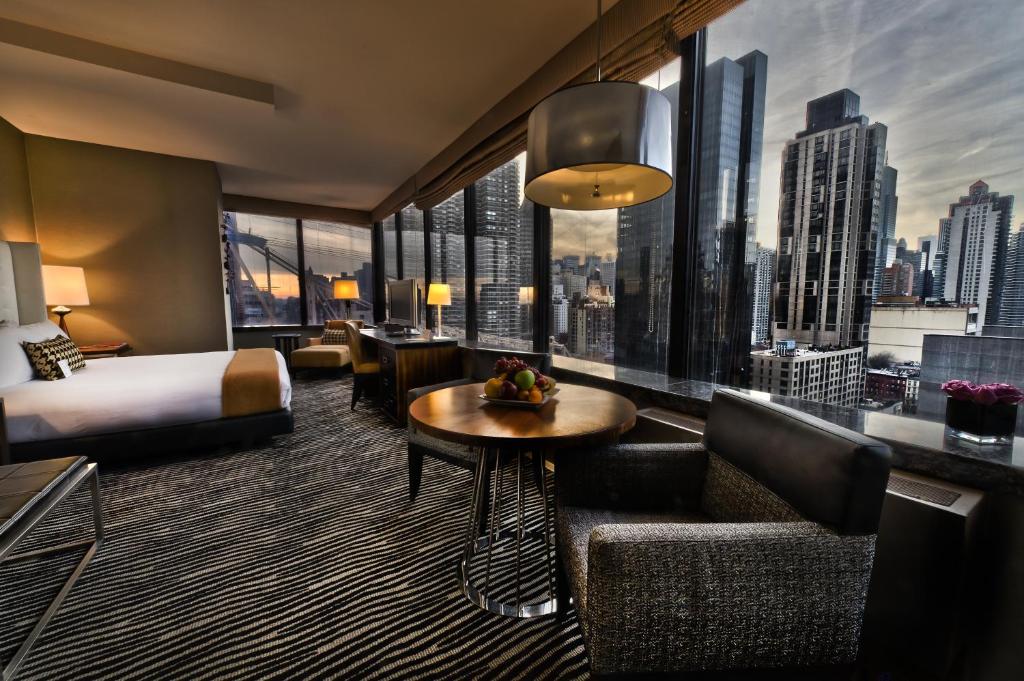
[[514, 369, 536, 390]]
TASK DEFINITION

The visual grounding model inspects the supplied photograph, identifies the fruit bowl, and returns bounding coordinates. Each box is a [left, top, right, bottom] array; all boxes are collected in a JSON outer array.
[[479, 388, 559, 409], [481, 355, 558, 407]]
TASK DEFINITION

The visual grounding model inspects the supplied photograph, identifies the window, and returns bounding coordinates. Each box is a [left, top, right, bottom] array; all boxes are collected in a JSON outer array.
[[382, 214, 398, 280], [430, 191, 467, 338], [549, 58, 680, 370], [224, 212, 302, 326], [707, 0, 1024, 425], [400, 205, 427, 324], [474, 153, 533, 350], [302, 220, 374, 325]]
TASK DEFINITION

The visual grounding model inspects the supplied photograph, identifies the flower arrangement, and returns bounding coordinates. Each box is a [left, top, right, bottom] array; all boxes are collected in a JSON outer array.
[[940, 380, 1024, 406]]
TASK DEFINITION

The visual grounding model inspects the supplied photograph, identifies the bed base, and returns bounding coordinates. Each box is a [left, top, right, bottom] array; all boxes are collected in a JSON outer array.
[[9, 409, 294, 463]]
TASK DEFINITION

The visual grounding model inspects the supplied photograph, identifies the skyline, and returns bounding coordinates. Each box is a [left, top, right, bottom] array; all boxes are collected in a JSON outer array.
[[708, 0, 1024, 246]]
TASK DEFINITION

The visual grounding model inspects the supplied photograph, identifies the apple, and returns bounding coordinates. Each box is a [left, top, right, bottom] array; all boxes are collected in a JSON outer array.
[[500, 380, 518, 400], [514, 369, 536, 390]]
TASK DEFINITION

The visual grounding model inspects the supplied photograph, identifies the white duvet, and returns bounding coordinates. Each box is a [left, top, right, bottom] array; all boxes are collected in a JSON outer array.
[[1, 351, 292, 444]]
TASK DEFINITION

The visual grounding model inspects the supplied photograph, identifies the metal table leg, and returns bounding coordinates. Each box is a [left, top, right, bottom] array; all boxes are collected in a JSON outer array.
[[457, 447, 558, 618]]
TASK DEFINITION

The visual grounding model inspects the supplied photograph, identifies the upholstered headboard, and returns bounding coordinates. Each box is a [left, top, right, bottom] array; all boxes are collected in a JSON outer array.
[[0, 241, 47, 326]]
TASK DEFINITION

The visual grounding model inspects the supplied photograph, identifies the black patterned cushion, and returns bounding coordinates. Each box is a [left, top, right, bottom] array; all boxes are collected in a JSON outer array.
[[321, 328, 347, 345], [21, 336, 86, 380]]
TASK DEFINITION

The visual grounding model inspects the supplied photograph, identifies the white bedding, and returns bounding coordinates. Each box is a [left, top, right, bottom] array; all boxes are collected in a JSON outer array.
[[1, 351, 292, 444]]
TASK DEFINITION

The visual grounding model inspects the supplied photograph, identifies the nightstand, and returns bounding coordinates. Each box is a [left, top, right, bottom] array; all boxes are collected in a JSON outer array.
[[78, 342, 132, 359]]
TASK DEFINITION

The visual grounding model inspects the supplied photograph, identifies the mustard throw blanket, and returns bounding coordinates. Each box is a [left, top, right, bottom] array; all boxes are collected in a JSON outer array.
[[222, 349, 282, 417]]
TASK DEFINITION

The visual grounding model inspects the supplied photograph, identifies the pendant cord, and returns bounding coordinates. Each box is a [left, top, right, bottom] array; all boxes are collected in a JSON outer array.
[[596, 0, 602, 82]]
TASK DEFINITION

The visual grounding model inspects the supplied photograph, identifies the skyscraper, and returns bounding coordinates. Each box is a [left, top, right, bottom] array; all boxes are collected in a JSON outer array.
[[614, 79, 681, 372], [932, 180, 1014, 327], [872, 165, 899, 302], [773, 89, 889, 348], [996, 223, 1024, 327], [752, 246, 775, 343], [918, 234, 938, 300], [638, 51, 761, 382], [880, 260, 914, 297], [474, 160, 521, 342], [430, 190, 466, 331]]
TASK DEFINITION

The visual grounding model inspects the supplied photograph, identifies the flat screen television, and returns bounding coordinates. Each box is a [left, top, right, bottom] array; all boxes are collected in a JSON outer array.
[[387, 279, 418, 328]]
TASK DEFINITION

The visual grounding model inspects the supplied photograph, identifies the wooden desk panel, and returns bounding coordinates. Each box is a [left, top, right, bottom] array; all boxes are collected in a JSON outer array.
[[360, 328, 460, 423]]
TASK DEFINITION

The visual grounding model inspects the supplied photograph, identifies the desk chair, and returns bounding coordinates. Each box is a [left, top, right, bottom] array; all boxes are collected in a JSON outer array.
[[344, 321, 380, 410]]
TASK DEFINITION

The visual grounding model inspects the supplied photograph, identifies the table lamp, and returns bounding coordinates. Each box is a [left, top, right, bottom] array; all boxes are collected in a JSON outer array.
[[519, 286, 535, 305], [333, 279, 360, 319], [427, 283, 452, 337], [42, 265, 90, 338]]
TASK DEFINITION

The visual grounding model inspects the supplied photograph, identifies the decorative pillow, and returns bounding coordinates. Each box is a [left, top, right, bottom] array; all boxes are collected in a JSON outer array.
[[21, 335, 86, 380], [322, 328, 347, 345]]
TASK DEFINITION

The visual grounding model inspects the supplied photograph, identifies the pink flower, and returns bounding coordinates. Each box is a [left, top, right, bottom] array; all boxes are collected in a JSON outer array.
[[974, 385, 999, 406], [988, 383, 1024, 405], [942, 379, 978, 402]]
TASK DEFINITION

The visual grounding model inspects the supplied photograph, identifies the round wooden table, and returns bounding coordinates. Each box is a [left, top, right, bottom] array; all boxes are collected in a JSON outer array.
[[409, 382, 636, 618]]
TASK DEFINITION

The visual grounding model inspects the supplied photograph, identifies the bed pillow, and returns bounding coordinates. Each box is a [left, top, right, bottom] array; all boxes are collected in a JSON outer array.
[[21, 335, 86, 381], [321, 328, 347, 345], [0, 325, 35, 387]]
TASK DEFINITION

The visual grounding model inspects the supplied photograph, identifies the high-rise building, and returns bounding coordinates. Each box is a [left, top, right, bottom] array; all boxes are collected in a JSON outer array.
[[997, 223, 1024, 327], [750, 345, 864, 407], [552, 295, 569, 337], [561, 255, 580, 275], [430, 191, 466, 331], [932, 180, 1015, 327], [474, 160, 521, 341], [880, 260, 914, 297], [872, 165, 899, 302], [773, 89, 889, 348], [614, 80, 681, 373], [752, 246, 775, 343], [918, 234, 938, 300], [684, 50, 767, 384], [599, 260, 616, 289]]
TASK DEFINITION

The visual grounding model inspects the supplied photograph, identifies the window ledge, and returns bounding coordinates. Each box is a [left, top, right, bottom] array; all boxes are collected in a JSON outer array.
[[550, 356, 1024, 496]]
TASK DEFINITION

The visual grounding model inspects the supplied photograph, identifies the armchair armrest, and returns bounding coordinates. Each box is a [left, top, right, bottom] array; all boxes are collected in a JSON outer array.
[[305, 337, 323, 347], [556, 443, 707, 512], [585, 521, 875, 674]]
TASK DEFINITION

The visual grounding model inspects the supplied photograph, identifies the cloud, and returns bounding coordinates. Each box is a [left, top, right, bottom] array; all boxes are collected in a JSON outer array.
[[709, 0, 1024, 246]]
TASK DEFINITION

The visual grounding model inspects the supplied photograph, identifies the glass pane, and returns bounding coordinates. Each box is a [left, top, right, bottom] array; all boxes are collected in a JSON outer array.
[[382, 214, 398, 280], [549, 59, 680, 370], [707, 0, 1024, 429], [224, 212, 301, 326], [474, 152, 533, 351], [430, 191, 467, 338], [302, 220, 374, 325], [400, 205, 427, 325]]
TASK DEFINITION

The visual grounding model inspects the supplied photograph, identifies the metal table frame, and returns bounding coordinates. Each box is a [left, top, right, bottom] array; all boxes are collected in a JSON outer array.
[[457, 447, 557, 619], [1, 462, 104, 681]]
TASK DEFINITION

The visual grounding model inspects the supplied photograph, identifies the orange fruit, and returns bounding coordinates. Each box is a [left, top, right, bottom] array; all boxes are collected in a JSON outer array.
[[528, 388, 543, 403]]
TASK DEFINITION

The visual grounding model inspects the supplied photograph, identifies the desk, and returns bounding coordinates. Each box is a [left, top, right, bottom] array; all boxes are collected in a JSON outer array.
[[358, 327, 460, 423], [408, 382, 636, 618]]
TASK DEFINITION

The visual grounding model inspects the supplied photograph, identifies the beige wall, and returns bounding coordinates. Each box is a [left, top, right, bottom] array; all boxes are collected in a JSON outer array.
[[24, 135, 229, 355], [0, 116, 36, 242], [867, 306, 977, 363]]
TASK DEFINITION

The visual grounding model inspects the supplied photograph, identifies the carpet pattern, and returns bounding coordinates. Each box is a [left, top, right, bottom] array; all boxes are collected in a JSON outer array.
[[0, 376, 589, 679]]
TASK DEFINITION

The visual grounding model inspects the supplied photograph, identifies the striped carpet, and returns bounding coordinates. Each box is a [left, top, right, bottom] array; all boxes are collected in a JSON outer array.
[[0, 375, 590, 679]]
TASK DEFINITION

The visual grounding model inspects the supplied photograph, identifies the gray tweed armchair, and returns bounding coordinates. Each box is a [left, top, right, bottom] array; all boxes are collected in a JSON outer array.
[[406, 346, 552, 500], [556, 389, 892, 677]]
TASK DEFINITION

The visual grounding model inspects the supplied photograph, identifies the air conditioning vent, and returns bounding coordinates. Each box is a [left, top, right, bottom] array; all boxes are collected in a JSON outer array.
[[888, 476, 961, 507]]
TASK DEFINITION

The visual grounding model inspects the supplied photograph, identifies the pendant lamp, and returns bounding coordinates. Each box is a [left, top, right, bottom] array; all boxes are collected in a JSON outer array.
[[525, 0, 674, 210]]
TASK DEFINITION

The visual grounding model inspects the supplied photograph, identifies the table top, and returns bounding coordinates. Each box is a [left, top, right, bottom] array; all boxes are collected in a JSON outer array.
[[271, 332, 303, 338], [408, 382, 636, 448], [360, 326, 459, 349]]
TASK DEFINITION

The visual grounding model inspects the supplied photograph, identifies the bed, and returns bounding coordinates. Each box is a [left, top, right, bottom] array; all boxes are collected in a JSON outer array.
[[1, 240, 293, 462]]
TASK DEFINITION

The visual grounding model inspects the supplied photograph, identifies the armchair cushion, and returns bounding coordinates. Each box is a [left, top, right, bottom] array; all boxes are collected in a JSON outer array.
[[704, 389, 891, 535], [584, 521, 875, 674]]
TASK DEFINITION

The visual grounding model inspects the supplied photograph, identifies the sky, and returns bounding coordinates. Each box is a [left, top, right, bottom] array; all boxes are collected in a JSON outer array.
[[552, 0, 1024, 259]]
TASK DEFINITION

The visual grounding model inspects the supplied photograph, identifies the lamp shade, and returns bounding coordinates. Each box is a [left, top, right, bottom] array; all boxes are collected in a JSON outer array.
[[426, 283, 452, 306], [525, 81, 673, 210], [42, 265, 90, 306], [519, 286, 534, 305], [333, 279, 360, 300]]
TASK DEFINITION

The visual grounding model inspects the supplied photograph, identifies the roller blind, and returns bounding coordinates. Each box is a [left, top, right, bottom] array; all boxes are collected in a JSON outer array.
[[371, 0, 744, 220]]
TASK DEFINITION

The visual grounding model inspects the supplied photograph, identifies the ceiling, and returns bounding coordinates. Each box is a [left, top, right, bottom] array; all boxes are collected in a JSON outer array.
[[0, 0, 614, 212]]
